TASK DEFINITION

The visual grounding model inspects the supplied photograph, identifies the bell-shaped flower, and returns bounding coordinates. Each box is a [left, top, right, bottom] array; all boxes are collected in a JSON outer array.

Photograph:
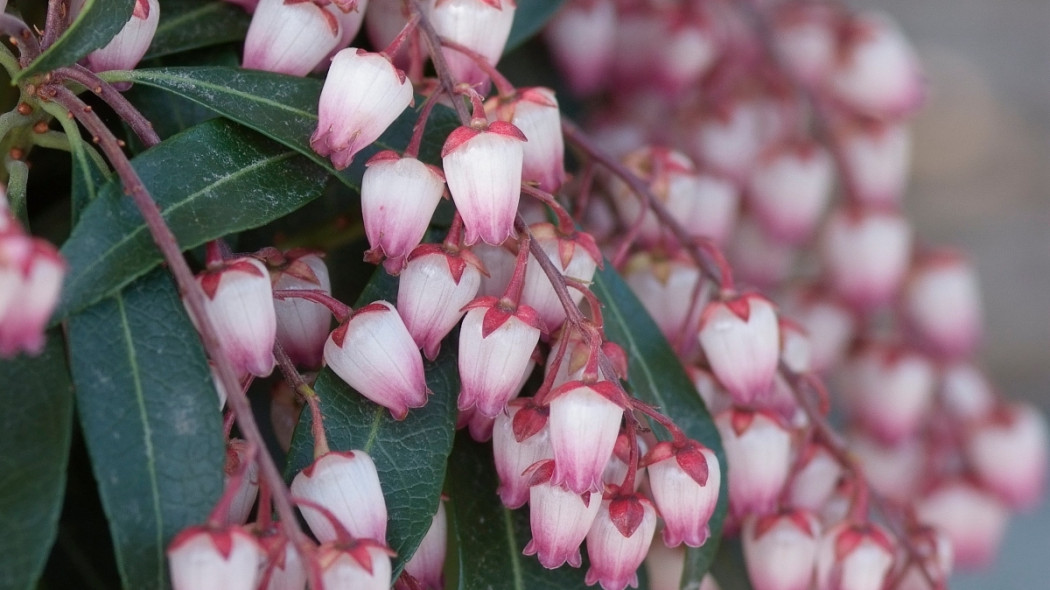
[[915, 479, 1008, 569], [519, 223, 602, 330], [544, 0, 615, 95], [654, 14, 720, 95], [167, 525, 265, 590], [548, 380, 625, 494], [747, 140, 833, 244], [325, 300, 429, 419], [841, 342, 934, 444], [965, 402, 1048, 510], [85, 0, 160, 76], [291, 450, 388, 543], [311, 49, 413, 170], [493, 400, 553, 509], [691, 99, 767, 183], [698, 293, 780, 406], [848, 432, 925, 504], [939, 362, 997, 422], [487, 87, 567, 192], [441, 120, 526, 246], [821, 206, 912, 311], [644, 440, 720, 548], [814, 521, 896, 590], [361, 152, 446, 273], [222, 439, 259, 526], [397, 244, 483, 360], [430, 0, 516, 91], [623, 252, 704, 344], [257, 526, 307, 590], [772, 2, 837, 84], [742, 509, 821, 590], [715, 408, 792, 518], [585, 494, 658, 590], [243, 0, 342, 75], [523, 461, 602, 569], [780, 288, 855, 374], [457, 296, 543, 417], [902, 250, 982, 359], [830, 11, 923, 119], [726, 215, 798, 290], [316, 539, 394, 590], [365, 0, 432, 69], [0, 232, 65, 358], [839, 120, 911, 207], [787, 441, 843, 512], [193, 257, 276, 378], [268, 249, 332, 369], [404, 500, 447, 589]]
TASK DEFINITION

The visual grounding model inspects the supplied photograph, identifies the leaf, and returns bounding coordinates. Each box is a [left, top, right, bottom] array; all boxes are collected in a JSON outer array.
[[68, 269, 225, 590], [17, 0, 135, 81], [709, 539, 754, 590], [444, 433, 590, 590], [68, 125, 110, 224], [102, 67, 460, 188], [284, 270, 458, 578], [55, 118, 328, 319], [144, 0, 251, 60], [591, 265, 729, 589], [505, 0, 566, 53], [0, 338, 74, 590]]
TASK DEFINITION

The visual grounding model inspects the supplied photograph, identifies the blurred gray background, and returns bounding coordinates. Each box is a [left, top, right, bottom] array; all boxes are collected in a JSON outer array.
[[858, 0, 1050, 586]]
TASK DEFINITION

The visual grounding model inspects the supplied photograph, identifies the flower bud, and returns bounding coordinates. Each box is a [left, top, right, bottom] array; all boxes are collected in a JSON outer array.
[[0, 233, 65, 358], [747, 141, 833, 244], [291, 450, 388, 543], [270, 250, 332, 369], [193, 257, 276, 378], [457, 297, 543, 417], [430, 0, 516, 91], [715, 408, 792, 518], [840, 121, 911, 207], [362, 152, 446, 273], [85, 0, 160, 76], [398, 245, 483, 360], [915, 479, 1008, 569], [311, 49, 413, 170], [821, 206, 912, 310], [965, 402, 1048, 509], [742, 509, 821, 590], [841, 343, 934, 444], [243, 0, 342, 75], [939, 362, 996, 423], [585, 495, 658, 590], [814, 521, 895, 590], [787, 442, 842, 512], [257, 526, 307, 590], [548, 380, 624, 494], [488, 87, 567, 193], [168, 525, 265, 590], [848, 433, 925, 504], [524, 464, 602, 569], [644, 440, 720, 548], [493, 401, 553, 509], [698, 293, 780, 405], [544, 0, 616, 96], [316, 540, 394, 590], [441, 121, 526, 246], [830, 12, 923, 118], [519, 223, 601, 330], [325, 301, 428, 420], [780, 288, 855, 374], [902, 251, 982, 359], [772, 2, 837, 83], [623, 252, 704, 344], [404, 500, 447, 589], [691, 99, 767, 182], [222, 439, 258, 526]]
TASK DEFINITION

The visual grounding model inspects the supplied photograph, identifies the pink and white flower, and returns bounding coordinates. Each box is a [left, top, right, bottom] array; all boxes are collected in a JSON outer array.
[[194, 257, 276, 378], [243, 0, 342, 75], [398, 244, 483, 360], [698, 293, 780, 405], [821, 206, 912, 311], [487, 87, 567, 193], [167, 525, 265, 590], [814, 521, 896, 590], [585, 495, 658, 590], [316, 540, 394, 590], [269, 249, 331, 369], [742, 509, 821, 590], [548, 380, 624, 494], [715, 408, 792, 518], [430, 0, 517, 91], [291, 450, 388, 543], [523, 462, 602, 569], [644, 440, 720, 548], [85, 0, 160, 76]]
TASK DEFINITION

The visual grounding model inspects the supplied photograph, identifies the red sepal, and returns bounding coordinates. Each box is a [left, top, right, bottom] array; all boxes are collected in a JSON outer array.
[[730, 407, 756, 436], [133, 0, 151, 19], [525, 459, 556, 486], [366, 149, 402, 166], [511, 400, 549, 442], [518, 87, 558, 108], [441, 126, 482, 157], [602, 342, 628, 380], [350, 301, 393, 318], [675, 442, 710, 487], [330, 322, 350, 347], [200, 271, 223, 299], [301, 450, 356, 478], [723, 295, 751, 322], [487, 121, 528, 142], [547, 379, 623, 406], [481, 305, 514, 338], [608, 494, 646, 538]]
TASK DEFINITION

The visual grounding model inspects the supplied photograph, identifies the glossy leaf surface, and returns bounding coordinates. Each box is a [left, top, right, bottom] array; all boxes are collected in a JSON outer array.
[[144, 0, 250, 60], [505, 0, 566, 53], [17, 0, 135, 80], [284, 270, 458, 577], [55, 118, 327, 318], [0, 338, 74, 590], [68, 269, 224, 590]]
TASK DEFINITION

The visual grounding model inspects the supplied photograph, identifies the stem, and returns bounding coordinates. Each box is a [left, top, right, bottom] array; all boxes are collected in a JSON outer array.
[[55, 65, 161, 148], [0, 40, 20, 76], [41, 0, 71, 50], [47, 85, 316, 563], [0, 110, 31, 143], [439, 39, 516, 96], [521, 184, 575, 233], [0, 14, 41, 66], [407, 0, 470, 125], [5, 158, 28, 224], [404, 89, 442, 159], [273, 341, 330, 457], [381, 13, 420, 60], [273, 289, 351, 323]]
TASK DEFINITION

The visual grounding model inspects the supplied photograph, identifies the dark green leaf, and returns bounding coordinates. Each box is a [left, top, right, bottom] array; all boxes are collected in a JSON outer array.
[[444, 433, 590, 590], [144, 0, 251, 60], [591, 265, 729, 589], [55, 118, 328, 319], [505, 0, 565, 53], [68, 269, 224, 590], [17, 0, 135, 81], [284, 270, 458, 577], [102, 67, 460, 188], [69, 132, 109, 224], [709, 539, 753, 590], [0, 338, 74, 590]]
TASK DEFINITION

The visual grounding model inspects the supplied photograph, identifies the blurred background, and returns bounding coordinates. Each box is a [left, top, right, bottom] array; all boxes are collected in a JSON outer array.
[[858, 0, 1050, 586]]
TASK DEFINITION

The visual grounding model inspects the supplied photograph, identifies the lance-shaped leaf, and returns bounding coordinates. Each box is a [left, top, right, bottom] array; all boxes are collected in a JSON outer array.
[[55, 118, 327, 319], [284, 270, 458, 578], [505, 0, 566, 53], [68, 269, 224, 590], [444, 433, 592, 590], [100, 67, 460, 188], [144, 0, 250, 60], [591, 265, 729, 589], [0, 337, 74, 590], [16, 0, 135, 81]]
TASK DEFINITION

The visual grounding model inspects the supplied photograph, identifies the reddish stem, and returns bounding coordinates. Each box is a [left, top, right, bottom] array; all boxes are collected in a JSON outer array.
[[407, 0, 470, 125], [404, 88, 443, 159], [521, 184, 576, 235], [272, 289, 351, 323], [439, 38, 516, 97], [381, 13, 421, 60]]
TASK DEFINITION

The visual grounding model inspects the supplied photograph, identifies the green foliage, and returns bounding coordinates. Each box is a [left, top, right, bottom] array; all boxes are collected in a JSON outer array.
[[144, 0, 250, 60], [17, 0, 135, 81], [68, 269, 224, 590]]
